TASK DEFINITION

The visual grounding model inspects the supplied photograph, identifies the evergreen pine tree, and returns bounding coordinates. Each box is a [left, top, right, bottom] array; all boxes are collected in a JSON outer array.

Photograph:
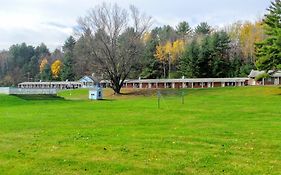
[[40, 64, 52, 81], [256, 0, 281, 71], [198, 36, 212, 77], [210, 31, 231, 77], [61, 53, 75, 81], [140, 39, 163, 79], [61, 36, 76, 80], [179, 39, 200, 78], [195, 22, 212, 35]]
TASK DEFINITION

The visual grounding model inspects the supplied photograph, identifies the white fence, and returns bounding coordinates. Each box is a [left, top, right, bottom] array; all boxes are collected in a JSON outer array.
[[0, 87, 10, 94], [0, 87, 57, 95]]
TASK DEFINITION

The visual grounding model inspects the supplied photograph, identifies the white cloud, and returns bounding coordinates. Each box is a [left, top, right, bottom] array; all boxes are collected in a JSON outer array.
[[0, 0, 271, 51]]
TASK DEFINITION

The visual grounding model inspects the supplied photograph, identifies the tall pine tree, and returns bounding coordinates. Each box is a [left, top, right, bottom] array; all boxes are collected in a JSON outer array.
[[256, 0, 281, 71], [61, 36, 76, 81], [179, 39, 200, 78]]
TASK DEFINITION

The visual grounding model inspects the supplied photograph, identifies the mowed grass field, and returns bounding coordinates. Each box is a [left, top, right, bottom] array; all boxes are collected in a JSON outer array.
[[0, 86, 281, 175]]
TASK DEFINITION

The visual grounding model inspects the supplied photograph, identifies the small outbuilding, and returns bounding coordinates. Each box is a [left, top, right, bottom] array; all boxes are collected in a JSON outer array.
[[89, 86, 103, 100]]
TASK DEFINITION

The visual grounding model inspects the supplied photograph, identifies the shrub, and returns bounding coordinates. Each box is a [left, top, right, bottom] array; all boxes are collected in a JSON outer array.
[[255, 73, 269, 81]]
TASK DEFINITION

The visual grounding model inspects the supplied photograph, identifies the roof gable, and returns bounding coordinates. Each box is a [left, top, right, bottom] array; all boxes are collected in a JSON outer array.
[[248, 70, 281, 78], [248, 70, 265, 78], [79, 76, 96, 83]]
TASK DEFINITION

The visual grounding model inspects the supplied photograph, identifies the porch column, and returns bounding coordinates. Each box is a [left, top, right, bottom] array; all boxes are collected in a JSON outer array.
[[156, 83, 158, 88], [172, 83, 175, 89], [262, 78, 265, 86], [275, 78, 279, 85], [191, 82, 194, 88], [201, 82, 204, 88], [148, 83, 152, 89]]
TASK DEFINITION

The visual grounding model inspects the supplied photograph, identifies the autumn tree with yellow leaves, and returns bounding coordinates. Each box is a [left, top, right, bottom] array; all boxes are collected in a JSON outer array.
[[39, 58, 48, 73], [39, 58, 52, 81], [155, 39, 185, 78], [239, 21, 265, 62], [142, 32, 152, 44], [51, 59, 62, 79]]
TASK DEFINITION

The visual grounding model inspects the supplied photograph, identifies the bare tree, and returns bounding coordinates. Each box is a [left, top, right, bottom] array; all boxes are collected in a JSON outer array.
[[76, 3, 152, 94]]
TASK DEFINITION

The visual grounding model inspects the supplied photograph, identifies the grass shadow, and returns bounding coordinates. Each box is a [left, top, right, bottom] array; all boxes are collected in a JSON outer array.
[[12, 94, 65, 101], [275, 86, 281, 95], [96, 99, 116, 102]]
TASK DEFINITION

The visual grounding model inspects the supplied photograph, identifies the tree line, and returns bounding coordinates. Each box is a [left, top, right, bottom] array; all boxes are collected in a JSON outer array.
[[0, 1, 280, 93]]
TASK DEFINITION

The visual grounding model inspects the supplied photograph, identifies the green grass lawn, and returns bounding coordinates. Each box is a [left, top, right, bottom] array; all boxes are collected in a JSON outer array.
[[0, 86, 281, 175]]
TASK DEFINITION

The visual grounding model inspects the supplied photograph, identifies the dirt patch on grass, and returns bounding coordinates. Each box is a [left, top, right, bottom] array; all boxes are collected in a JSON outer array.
[[105, 88, 186, 99], [103, 88, 158, 99]]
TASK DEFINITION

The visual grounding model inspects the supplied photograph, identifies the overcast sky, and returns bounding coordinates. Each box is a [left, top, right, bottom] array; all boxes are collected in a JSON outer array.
[[0, 0, 271, 51]]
